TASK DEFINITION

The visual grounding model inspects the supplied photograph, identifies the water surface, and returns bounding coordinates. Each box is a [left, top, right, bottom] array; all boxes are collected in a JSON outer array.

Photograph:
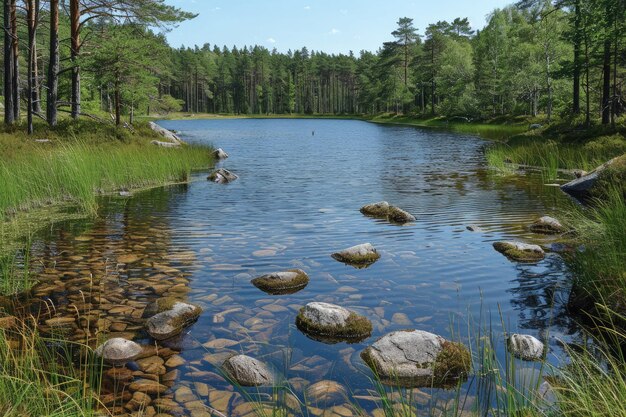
[[30, 119, 578, 415]]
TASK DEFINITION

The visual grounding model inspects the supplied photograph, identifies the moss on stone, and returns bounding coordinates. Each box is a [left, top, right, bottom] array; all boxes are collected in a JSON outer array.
[[387, 206, 415, 224], [295, 309, 372, 344], [360, 202, 390, 218], [331, 251, 380, 266], [251, 269, 309, 295], [593, 154, 626, 200], [433, 341, 471, 382], [493, 242, 544, 262]]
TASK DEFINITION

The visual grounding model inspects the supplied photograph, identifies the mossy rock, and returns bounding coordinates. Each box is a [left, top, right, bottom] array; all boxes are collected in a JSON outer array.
[[295, 302, 372, 344], [493, 241, 545, 262], [142, 296, 183, 318], [360, 201, 390, 218], [208, 168, 238, 183], [529, 216, 565, 235], [387, 206, 416, 224], [360, 330, 470, 388], [331, 243, 380, 268], [593, 154, 626, 200], [251, 269, 309, 295]]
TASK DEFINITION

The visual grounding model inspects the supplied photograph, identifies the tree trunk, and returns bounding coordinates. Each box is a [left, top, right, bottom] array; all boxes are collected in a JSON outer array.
[[10, 0, 19, 120], [572, 0, 581, 114], [3, 0, 15, 125], [26, 0, 38, 135], [47, 0, 59, 126], [32, 43, 41, 114], [114, 77, 121, 126], [70, 0, 81, 119], [601, 37, 611, 125]]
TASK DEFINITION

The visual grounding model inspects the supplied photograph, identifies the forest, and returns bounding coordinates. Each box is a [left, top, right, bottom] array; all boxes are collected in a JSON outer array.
[[1, 0, 624, 129]]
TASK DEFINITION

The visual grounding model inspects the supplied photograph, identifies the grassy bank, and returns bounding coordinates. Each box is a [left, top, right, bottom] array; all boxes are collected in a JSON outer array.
[[0, 119, 214, 253]]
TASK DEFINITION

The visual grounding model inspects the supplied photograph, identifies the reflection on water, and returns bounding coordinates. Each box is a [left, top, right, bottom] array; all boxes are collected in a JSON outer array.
[[24, 119, 580, 415]]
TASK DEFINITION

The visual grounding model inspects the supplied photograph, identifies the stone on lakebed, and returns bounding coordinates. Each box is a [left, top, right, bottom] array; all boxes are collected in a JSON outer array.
[[296, 302, 372, 344], [508, 333, 545, 361], [360, 329, 471, 387], [222, 354, 273, 387], [331, 243, 380, 267], [493, 241, 545, 262], [208, 168, 238, 184], [95, 337, 142, 366], [145, 301, 202, 341], [251, 269, 309, 295], [530, 216, 565, 235]]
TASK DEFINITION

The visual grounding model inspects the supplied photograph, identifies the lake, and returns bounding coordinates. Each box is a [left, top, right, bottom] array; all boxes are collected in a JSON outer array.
[[28, 119, 579, 415]]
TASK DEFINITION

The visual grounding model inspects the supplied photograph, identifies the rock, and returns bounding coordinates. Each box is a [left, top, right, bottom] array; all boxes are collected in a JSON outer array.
[[305, 380, 348, 405], [151, 140, 181, 148], [387, 206, 416, 224], [295, 302, 372, 344], [149, 121, 182, 144], [573, 170, 587, 179], [493, 241, 545, 262], [143, 297, 184, 318], [508, 334, 545, 361], [530, 216, 565, 234], [360, 201, 390, 218], [129, 379, 169, 395], [529, 123, 542, 130], [222, 354, 273, 387], [360, 330, 471, 387], [561, 156, 622, 201], [94, 337, 142, 366], [251, 269, 309, 295], [145, 302, 202, 341], [208, 168, 238, 184], [466, 224, 482, 232], [331, 243, 380, 267], [213, 148, 229, 160]]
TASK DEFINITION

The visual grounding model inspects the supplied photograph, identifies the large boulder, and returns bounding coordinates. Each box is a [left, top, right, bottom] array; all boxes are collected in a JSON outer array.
[[561, 155, 624, 201], [145, 302, 202, 341], [508, 334, 545, 361], [208, 168, 238, 184], [95, 338, 142, 366], [251, 269, 309, 295], [296, 302, 372, 344], [360, 201, 390, 218], [361, 330, 471, 387], [149, 122, 182, 144], [530, 216, 565, 234], [387, 206, 416, 224], [331, 243, 380, 267], [493, 241, 545, 262], [222, 354, 273, 387]]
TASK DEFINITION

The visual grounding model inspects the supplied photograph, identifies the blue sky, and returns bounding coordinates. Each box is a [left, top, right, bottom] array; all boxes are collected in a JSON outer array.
[[163, 0, 514, 54]]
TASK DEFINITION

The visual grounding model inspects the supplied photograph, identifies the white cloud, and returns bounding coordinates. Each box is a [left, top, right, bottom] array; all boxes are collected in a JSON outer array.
[[329, 28, 340, 35], [267, 37, 276, 44], [304, 5, 311, 10]]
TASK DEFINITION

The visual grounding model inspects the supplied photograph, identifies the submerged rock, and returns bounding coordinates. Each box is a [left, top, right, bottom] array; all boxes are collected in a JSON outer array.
[[387, 206, 416, 224], [530, 216, 565, 234], [493, 241, 545, 262], [305, 380, 348, 405], [208, 168, 238, 184], [508, 334, 545, 361], [251, 269, 309, 295], [331, 243, 380, 267], [95, 337, 142, 366], [360, 330, 471, 387], [360, 201, 390, 218], [145, 302, 202, 340], [466, 224, 482, 232], [213, 148, 229, 160], [222, 354, 273, 387], [295, 302, 372, 343]]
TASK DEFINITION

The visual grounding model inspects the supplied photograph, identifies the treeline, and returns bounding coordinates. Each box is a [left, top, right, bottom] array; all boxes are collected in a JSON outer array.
[[1, 0, 194, 132], [1, 0, 625, 133], [167, 0, 625, 124]]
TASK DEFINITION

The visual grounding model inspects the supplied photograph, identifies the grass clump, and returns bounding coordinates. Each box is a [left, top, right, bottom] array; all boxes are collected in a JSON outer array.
[[433, 341, 472, 383]]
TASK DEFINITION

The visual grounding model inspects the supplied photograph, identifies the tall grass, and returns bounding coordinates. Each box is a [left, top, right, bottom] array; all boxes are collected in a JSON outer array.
[[0, 140, 213, 217], [0, 323, 102, 417]]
